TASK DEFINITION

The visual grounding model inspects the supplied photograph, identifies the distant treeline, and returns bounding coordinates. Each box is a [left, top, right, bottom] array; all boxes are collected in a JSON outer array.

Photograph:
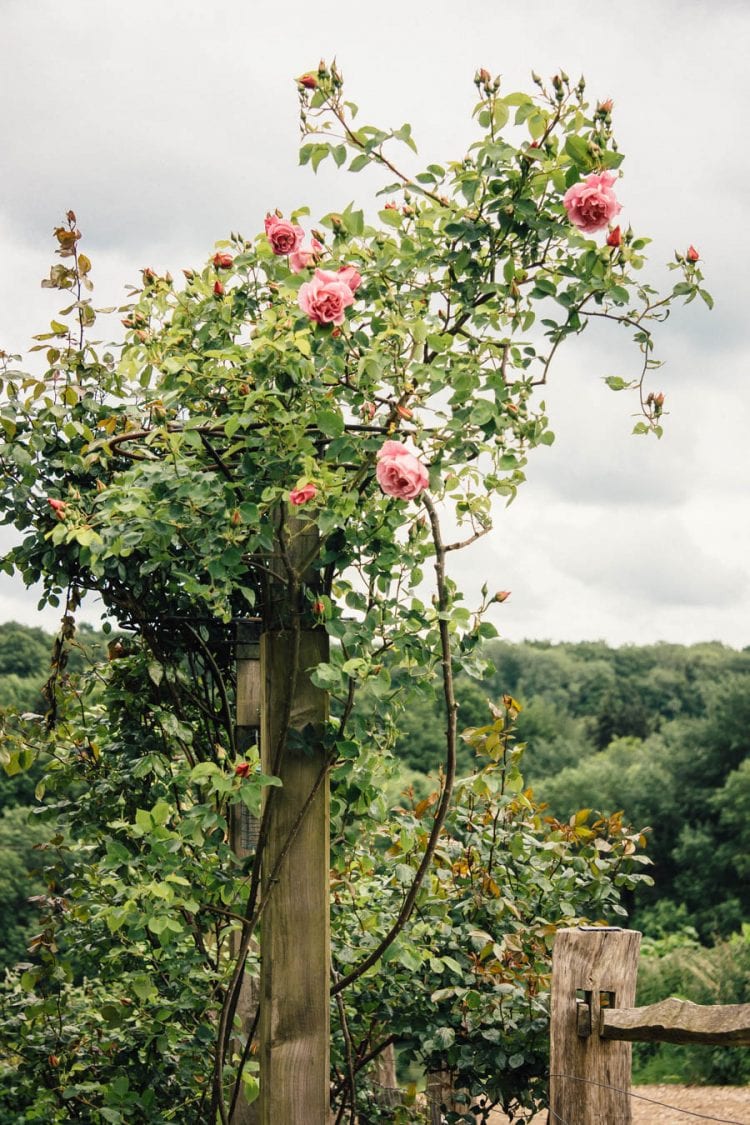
[[0, 624, 748, 962], [393, 637, 750, 942]]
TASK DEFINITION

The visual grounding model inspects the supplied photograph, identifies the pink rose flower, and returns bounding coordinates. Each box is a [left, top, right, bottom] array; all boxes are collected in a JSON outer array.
[[337, 265, 362, 293], [265, 213, 304, 256], [298, 269, 355, 326], [289, 483, 317, 506], [687, 245, 700, 262], [562, 171, 622, 233], [376, 441, 429, 500], [289, 238, 323, 274]]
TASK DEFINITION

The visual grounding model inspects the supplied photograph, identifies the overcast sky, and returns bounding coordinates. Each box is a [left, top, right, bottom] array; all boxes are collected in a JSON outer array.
[[1, 0, 748, 647]]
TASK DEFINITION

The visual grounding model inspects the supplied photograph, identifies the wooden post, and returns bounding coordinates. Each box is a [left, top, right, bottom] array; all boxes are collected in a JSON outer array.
[[549, 927, 641, 1125], [258, 516, 330, 1125], [230, 619, 262, 1125]]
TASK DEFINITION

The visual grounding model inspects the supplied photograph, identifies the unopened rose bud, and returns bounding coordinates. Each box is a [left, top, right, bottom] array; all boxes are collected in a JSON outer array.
[[135, 329, 149, 343], [384, 201, 398, 210], [235, 761, 251, 778], [182, 268, 195, 280], [597, 98, 614, 115], [47, 497, 66, 518], [48, 1054, 60, 1068], [494, 590, 511, 603], [606, 225, 622, 248], [311, 599, 326, 616], [142, 267, 156, 283], [230, 509, 241, 526], [331, 327, 341, 338], [299, 73, 318, 90], [475, 67, 491, 86], [213, 280, 225, 296], [362, 402, 376, 420], [396, 403, 413, 420], [653, 392, 665, 409], [687, 245, 700, 262], [213, 252, 233, 269]]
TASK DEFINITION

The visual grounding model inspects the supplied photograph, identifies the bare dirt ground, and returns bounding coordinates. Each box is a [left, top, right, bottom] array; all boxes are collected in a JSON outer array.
[[491, 1084, 750, 1123]]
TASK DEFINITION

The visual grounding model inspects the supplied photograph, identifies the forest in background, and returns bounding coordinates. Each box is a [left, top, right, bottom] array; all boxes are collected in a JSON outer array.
[[1, 620, 748, 1084]]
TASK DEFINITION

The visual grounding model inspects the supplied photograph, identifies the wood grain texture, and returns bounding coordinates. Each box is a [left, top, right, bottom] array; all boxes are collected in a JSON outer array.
[[230, 632, 261, 1125], [550, 927, 641, 1124], [601, 997, 750, 1046], [259, 626, 330, 1125]]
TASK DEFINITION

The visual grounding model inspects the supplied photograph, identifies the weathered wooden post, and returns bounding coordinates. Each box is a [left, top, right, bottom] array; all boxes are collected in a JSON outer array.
[[549, 927, 641, 1124], [258, 515, 330, 1124], [230, 618, 262, 1125]]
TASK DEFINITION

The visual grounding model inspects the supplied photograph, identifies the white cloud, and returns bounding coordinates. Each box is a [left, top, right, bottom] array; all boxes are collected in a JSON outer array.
[[1, 0, 748, 645]]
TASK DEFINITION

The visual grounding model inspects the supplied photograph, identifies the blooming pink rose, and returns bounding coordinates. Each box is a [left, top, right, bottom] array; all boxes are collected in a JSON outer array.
[[289, 238, 323, 274], [376, 441, 429, 500], [265, 213, 304, 256], [337, 265, 362, 293], [289, 483, 317, 506], [562, 171, 622, 233], [298, 269, 355, 326]]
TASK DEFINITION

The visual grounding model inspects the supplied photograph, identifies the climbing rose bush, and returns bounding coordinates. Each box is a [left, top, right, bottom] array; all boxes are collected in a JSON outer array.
[[0, 61, 710, 1125]]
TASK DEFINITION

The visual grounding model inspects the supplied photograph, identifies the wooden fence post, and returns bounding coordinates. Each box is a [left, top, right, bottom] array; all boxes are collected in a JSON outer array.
[[230, 619, 262, 1125], [549, 927, 641, 1124], [258, 516, 330, 1125]]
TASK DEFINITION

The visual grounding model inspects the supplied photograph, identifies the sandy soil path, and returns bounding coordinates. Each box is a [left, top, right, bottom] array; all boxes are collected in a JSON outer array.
[[490, 1084, 750, 1124]]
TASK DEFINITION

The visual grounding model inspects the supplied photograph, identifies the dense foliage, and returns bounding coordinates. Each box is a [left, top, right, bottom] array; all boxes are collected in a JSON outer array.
[[0, 62, 707, 1121]]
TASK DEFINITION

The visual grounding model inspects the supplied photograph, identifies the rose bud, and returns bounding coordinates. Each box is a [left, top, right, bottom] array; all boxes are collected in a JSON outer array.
[[48, 1055, 60, 1068], [687, 245, 700, 262], [384, 201, 398, 210], [396, 404, 413, 420], [653, 392, 665, 409], [182, 268, 195, 280], [230, 509, 241, 526], [606, 225, 622, 247], [311, 599, 326, 616], [142, 267, 156, 283], [213, 280, 225, 296], [597, 98, 614, 115], [298, 73, 318, 89], [47, 497, 66, 518], [289, 483, 317, 506], [213, 252, 233, 269], [235, 761, 251, 778], [494, 590, 511, 603], [361, 402, 376, 420]]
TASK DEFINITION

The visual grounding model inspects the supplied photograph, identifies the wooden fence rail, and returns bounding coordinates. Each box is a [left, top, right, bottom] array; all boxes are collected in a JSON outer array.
[[550, 926, 750, 1125]]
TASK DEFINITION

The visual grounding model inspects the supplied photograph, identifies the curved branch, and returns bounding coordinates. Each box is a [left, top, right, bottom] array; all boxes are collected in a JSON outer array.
[[331, 491, 458, 996]]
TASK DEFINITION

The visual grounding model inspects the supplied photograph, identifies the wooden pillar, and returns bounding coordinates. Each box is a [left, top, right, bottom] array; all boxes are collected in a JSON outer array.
[[230, 619, 262, 1125], [549, 927, 641, 1125], [259, 516, 330, 1125]]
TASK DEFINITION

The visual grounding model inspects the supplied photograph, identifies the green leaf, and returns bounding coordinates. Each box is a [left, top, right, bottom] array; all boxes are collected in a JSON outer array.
[[564, 135, 594, 170], [314, 408, 344, 438]]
